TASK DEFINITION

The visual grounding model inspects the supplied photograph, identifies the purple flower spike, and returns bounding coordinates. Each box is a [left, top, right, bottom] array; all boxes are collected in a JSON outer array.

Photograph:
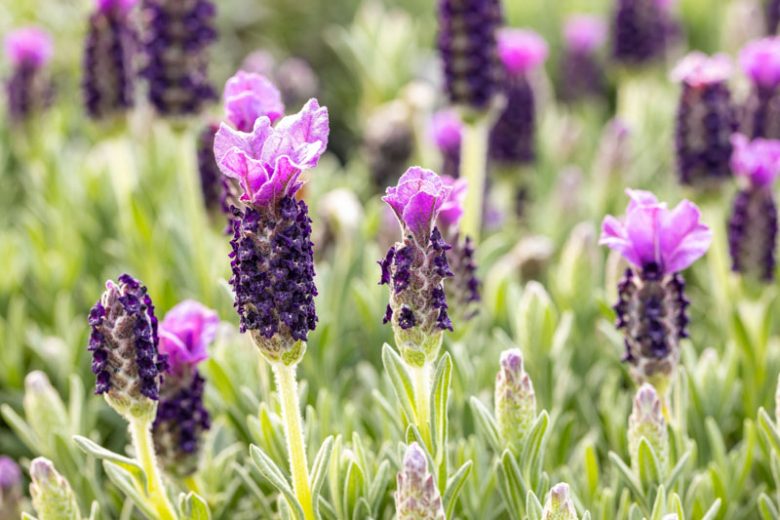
[[383, 167, 453, 241], [214, 98, 329, 207], [731, 134, 780, 187], [672, 52, 737, 186], [768, 0, 780, 35], [740, 38, 780, 89], [564, 15, 607, 54], [741, 38, 780, 138], [4, 28, 53, 68], [223, 71, 285, 132], [158, 300, 218, 375], [611, 0, 670, 66], [497, 29, 548, 77], [601, 191, 708, 386], [5, 27, 54, 123], [88, 274, 168, 418], [560, 16, 606, 103], [430, 109, 462, 178]]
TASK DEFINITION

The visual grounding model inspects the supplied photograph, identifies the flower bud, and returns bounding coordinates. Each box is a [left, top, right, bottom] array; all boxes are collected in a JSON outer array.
[[23, 371, 69, 454], [0, 456, 22, 520], [88, 274, 168, 420], [542, 483, 578, 520], [29, 457, 81, 520], [628, 384, 668, 473], [395, 443, 445, 520], [495, 349, 536, 447]]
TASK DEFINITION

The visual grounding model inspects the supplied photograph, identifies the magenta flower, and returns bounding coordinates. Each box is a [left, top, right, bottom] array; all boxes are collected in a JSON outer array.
[[437, 176, 467, 230], [383, 167, 453, 240], [731, 134, 780, 187], [430, 109, 462, 153], [4, 27, 53, 68], [159, 300, 219, 373], [497, 29, 548, 77], [740, 37, 780, 89], [564, 15, 606, 54], [223, 71, 285, 132], [600, 190, 712, 275], [214, 98, 329, 206], [672, 52, 732, 88]]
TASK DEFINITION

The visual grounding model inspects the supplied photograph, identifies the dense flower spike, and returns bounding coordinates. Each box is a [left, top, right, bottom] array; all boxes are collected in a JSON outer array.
[[559, 15, 607, 103], [600, 191, 711, 386], [490, 30, 548, 165], [88, 274, 167, 418], [672, 52, 737, 186], [0, 456, 22, 520], [395, 443, 445, 520], [4, 27, 53, 122], [223, 71, 284, 132], [628, 384, 668, 472], [431, 109, 462, 178], [436, 0, 503, 110], [380, 168, 455, 364], [140, 0, 217, 116], [495, 349, 536, 447], [215, 93, 328, 362], [542, 483, 579, 520], [82, 0, 137, 120], [740, 37, 780, 138], [728, 134, 780, 280], [611, 0, 670, 66], [29, 458, 80, 520], [197, 123, 222, 211]]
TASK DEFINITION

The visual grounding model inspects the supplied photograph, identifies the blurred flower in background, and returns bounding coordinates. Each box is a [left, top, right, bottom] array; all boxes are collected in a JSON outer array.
[[559, 15, 607, 103], [4, 27, 54, 123]]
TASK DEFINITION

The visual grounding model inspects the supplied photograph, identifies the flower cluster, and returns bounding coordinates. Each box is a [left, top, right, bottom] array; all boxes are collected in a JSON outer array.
[[140, 0, 217, 116], [380, 167, 454, 365], [82, 0, 137, 120], [395, 443, 445, 520], [436, 0, 504, 110], [87, 274, 167, 418], [559, 15, 606, 103], [490, 29, 547, 166], [4, 27, 54, 122], [728, 134, 780, 281], [671, 52, 737, 187], [740, 37, 780, 139], [600, 190, 711, 388], [214, 75, 329, 363]]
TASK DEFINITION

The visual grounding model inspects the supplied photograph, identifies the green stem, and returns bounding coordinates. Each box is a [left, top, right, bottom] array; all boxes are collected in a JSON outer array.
[[459, 117, 490, 242], [410, 363, 433, 450], [273, 362, 315, 520], [129, 417, 177, 520]]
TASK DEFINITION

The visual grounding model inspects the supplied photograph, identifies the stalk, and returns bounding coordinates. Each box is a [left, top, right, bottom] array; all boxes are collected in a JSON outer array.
[[459, 116, 490, 242], [129, 417, 177, 520], [272, 362, 315, 520], [410, 362, 433, 450]]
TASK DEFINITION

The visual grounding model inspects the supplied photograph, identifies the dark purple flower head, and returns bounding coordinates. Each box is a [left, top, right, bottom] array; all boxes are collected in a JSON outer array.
[[82, 0, 137, 120], [88, 274, 167, 418], [564, 15, 607, 54], [731, 133, 780, 187], [489, 73, 536, 165], [383, 167, 453, 243], [5, 27, 54, 123], [140, 0, 217, 116], [223, 71, 284, 132], [497, 29, 548, 78], [768, 0, 780, 35], [197, 123, 222, 212], [158, 300, 218, 375], [437, 0, 503, 110], [611, 0, 669, 66], [4, 27, 52, 68]]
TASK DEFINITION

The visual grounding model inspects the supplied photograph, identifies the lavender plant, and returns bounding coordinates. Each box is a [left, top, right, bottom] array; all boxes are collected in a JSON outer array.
[[4, 27, 53, 123]]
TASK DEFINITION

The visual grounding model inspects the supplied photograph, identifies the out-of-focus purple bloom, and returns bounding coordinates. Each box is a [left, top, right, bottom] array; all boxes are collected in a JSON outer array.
[[437, 0, 504, 110], [0, 457, 20, 489], [197, 123, 222, 211], [395, 443, 445, 520], [437, 176, 467, 231], [4, 27, 54, 123], [741, 38, 780, 138], [740, 37, 780, 89], [611, 0, 669, 66], [768, 0, 780, 35], [431, 109, 462, 178], [241, 50, 276, 77], [383, 167, 453, 241], [276, 57, 319, 107], [672, 52, 737, 186], [223, 71, 284, 132], [97, 0, 137, 11], [565, 15, 607, 53], [158, 300, 218, 374], [4, 28, 53, 68], [731, 134, 780, 187], [560, 16, 607, 102], [363, 102, 414, 189], [214, 99, 328, 207], [497, 29, 548, 77]]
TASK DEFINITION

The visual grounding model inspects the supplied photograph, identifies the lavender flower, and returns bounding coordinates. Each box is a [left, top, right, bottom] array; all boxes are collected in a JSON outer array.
[[728, 134, 780, 281], [223, 71, 284, 132], [769, 0, 780, 35], [0, 456, 21, 520], [489, 29, 548, 165], [611, 0, 670, 66], [495, 349, 536, 447], [559, 15, 607, 103], [600, 190, 712, 387], [197, 123, 222, 211], [671, 52, 737, 187], [82, 0, 137, 120], [363, 102, 414, 189], [214, 92, 328, 363], [4, 27, 53, 122], [542, 483, 579, 520], [88, 274, 167, 419], [379, 167, 454, 365], [140, 0, 217, 116], [395, 443, 445, 520], [431, 109, 462, 178], [436, 0, 503, 110], [740, 37, 780, 138], [628, 383, 668, 472]]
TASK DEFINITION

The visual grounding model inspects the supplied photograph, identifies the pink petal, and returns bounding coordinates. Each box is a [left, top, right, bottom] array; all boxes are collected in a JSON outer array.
[[599, 215, 642, 267], [624, 203, 663, 268], [660, 200, 712, 272]]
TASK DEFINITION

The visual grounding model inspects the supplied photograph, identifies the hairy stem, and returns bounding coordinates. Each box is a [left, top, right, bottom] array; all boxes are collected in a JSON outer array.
[[459, 116, 490, 242], [410, 362, 433, 450], [129, 416, 177, 520]]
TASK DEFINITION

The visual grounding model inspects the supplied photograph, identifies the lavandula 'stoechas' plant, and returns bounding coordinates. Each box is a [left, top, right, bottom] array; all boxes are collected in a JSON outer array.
[[439, 175, 480, 319], [141, 0, 217, 116], [153, 300, 217, 478], [542, 483, 579, 520], [611, 0, 669, 66], [0, 457, 21, 520], [728, 134, 780, 281], [740, 37, 780, 139], [560, 15, 607, 103], [29, 458, 81, 520], [395, 443, 445, 520], [494, 349, 536, 448], [431, 109, 462, 178], [4, 27, 53, 123], [490, 29, 548, 166], [600, 190, 712, 391], [628, 384, 669, 473], [82, 0, 137, 120], [671, 52, 737, 187], [197, 123, 221, 211]]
